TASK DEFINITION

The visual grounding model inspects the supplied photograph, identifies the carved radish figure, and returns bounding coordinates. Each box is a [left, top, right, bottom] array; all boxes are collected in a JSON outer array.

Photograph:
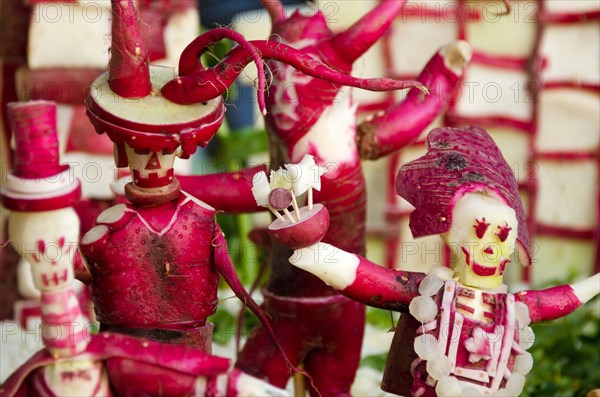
[[173, 1, 472, 394], [282, 126, 600, 396], [0, 101, 288, 397]]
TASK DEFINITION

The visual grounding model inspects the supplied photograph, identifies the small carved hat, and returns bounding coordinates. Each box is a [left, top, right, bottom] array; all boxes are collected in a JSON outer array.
[[1, 101, 81, 211]]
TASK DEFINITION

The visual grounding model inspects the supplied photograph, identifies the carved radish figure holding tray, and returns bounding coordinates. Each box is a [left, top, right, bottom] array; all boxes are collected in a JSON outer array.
[[274, 126, 600, 396]]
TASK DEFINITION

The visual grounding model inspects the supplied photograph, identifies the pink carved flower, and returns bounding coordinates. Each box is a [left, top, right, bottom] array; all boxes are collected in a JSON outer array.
[[464, 327, 492, 363]]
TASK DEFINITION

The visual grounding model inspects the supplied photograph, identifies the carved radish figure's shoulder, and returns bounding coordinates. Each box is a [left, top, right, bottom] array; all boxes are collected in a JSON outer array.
[[94, 203, 134, 229], [80, 204, 134, 253], [180, 192, 216, 216]]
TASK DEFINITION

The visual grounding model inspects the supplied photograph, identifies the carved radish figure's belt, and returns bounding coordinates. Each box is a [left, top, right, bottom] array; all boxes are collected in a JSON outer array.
[[101, 321, 214, 351]]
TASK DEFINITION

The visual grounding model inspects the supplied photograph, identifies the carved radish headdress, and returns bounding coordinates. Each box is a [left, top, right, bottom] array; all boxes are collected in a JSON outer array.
[[85, 0, 225, 163], [395, 126, 531, 266]]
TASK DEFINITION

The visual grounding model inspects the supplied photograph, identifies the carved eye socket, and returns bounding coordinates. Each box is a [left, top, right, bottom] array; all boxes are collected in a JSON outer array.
[[496, 224, 512, 242], [473, 218, 490, 239]]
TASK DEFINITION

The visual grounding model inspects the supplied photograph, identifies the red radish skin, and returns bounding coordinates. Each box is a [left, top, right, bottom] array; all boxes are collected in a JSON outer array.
[[178, 165, 266, 213], [357, 44, 472, 160], [169, 28, 268, 113], [80, 195, 223, 348], [7, 101, 66, 179], [515, 285, 582, 323], [268, 204, 330, 249], [343, 255, 425, 312], [161, 32, 424, 106], [107, 0, 151, 98], [0, 331, 247, 397], [164, 2, 469, 393]]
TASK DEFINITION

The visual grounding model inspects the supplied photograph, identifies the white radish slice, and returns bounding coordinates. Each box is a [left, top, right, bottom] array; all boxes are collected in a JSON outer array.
[[414, 334, 439, 361], [419, 274, 444, 296], [409, 296, 439, 323]]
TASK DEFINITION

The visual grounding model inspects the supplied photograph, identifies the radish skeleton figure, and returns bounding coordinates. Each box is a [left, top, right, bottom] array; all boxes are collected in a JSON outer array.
[[177, 1, 472, 394], [283, 126, 600, 396], [0, 101, 288, 397]]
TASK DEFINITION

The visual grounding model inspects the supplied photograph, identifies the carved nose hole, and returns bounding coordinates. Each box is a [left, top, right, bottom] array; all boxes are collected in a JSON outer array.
[[484, 246, 494, 255]]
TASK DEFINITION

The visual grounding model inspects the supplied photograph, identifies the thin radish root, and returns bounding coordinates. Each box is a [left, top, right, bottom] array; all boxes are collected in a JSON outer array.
[[174, 28, 268, 115], [162, 28, 426, 107]]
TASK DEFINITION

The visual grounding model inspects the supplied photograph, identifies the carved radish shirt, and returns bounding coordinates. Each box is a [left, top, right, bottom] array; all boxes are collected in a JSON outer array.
[[410, 274, 533, 396], [81, 193, 219, 348]]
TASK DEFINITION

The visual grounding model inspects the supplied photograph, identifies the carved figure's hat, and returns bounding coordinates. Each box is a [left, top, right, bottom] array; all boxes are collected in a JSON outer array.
[[86, 0, 224, 161], [1, 101, 81, 211]]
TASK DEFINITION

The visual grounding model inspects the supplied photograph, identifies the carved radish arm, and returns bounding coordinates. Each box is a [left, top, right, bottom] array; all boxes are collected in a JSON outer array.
[[290, 242, 424, 311], [515, 274, 600, 323], [177, 165, 268, 213], [358, 41, 473, 160], [212, 225, 306, 379]]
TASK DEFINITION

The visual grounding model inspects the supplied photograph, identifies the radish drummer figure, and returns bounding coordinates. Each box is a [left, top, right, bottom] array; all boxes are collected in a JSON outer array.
[[282, 126, 600, 396]]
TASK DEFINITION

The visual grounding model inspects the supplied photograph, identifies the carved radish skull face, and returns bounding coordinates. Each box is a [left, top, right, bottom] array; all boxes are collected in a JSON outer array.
[[122, 143, 179, 188], [443, 192, 518, 290], [8, 208, 80, 292]]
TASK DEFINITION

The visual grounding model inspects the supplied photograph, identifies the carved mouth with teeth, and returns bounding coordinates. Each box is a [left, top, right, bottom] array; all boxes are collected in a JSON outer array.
[[461, 246, 511, 277]]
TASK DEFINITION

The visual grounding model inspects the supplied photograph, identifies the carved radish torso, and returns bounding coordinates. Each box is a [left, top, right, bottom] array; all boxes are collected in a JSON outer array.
[[409, 276, 533, 396], [81, 194, 218, 349]]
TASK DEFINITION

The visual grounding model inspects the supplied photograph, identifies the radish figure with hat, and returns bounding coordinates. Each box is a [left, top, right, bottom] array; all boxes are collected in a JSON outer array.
[[0, 101, 290, 397], [274, 126, 600, 396], [77, 0, 409, 391]]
